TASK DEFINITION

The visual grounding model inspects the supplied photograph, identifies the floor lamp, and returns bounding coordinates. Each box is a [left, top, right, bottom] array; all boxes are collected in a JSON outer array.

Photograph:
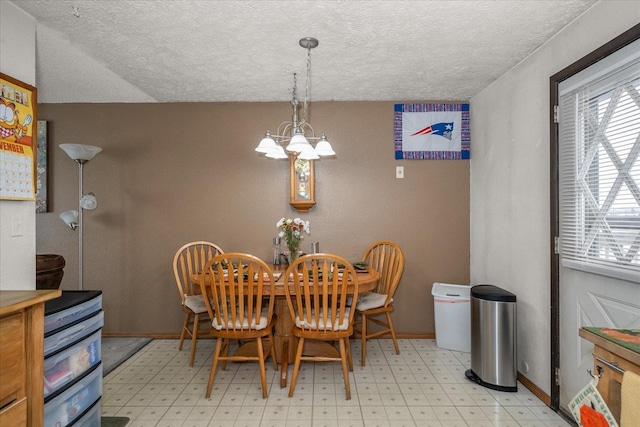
[[59, 143, 102, 290]]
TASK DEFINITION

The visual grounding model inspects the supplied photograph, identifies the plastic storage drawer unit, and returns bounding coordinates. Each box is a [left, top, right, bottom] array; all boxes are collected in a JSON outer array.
[[45, 291, 102, 334], [44, 329, 102, 397], [44, 364, 102, 427], [68, 398, 101, 427], [45, 311, 104, 357], [465, 284, 517, 392]]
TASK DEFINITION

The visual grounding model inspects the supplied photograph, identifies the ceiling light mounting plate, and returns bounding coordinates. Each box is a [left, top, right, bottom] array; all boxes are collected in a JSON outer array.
[[299, 37, 318, 50]]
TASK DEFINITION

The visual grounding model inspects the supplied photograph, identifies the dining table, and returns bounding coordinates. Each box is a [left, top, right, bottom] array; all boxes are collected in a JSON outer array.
[[192, 262, 379, 387]]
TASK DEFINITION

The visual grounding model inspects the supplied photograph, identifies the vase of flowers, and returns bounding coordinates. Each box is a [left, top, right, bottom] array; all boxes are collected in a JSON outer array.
[[277, 217, 310, 264]]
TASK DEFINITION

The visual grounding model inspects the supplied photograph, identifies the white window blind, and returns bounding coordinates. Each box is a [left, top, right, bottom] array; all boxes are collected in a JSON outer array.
[[559, 42, 640, 281]]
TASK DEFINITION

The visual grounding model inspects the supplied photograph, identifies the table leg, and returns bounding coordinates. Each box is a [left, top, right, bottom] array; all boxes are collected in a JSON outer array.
[[280, 338, 288, 388], [275, 298, 295, 388]]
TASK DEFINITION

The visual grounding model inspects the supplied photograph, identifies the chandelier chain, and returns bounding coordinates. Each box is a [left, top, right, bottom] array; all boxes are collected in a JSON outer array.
[[303, 44, 311, 125], [292, 73, 298, 106]]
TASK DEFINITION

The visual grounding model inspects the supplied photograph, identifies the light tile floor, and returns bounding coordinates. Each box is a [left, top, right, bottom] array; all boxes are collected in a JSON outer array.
[[102, 339, 572, 427]]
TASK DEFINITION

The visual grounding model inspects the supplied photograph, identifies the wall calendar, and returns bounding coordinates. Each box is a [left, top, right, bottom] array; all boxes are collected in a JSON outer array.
[[0, 73, 37, 201]]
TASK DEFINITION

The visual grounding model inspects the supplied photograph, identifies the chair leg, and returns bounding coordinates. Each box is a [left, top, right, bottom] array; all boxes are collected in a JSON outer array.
[[288, 337, 305, 398], [179, 312, 191, 351], [386, 312, 400, 355], [268, 331, 278, 371], [221, 338, 229, 371], [361, 313, 368, 367], [346, 337, 354, 372], [256, 337, 268, 398], [339, 338, 351, 400], [189, 314, 200, 366], [206, 338, 223, 398], [352, 311, 361, 334]]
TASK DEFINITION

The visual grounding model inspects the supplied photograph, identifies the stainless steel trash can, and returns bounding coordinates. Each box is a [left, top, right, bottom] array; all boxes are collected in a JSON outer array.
[[465, 284, 517, 392]]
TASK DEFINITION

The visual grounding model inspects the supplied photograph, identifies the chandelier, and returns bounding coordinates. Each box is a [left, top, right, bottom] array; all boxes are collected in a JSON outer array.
[[255, 37, 335, 160]]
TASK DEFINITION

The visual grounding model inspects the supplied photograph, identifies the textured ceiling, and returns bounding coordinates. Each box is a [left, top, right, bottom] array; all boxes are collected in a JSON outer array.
[[10, 0, 596, 103]]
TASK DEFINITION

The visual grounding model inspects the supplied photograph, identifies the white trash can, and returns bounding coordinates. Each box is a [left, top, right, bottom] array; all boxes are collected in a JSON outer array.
[[431, 283, 471, 352]]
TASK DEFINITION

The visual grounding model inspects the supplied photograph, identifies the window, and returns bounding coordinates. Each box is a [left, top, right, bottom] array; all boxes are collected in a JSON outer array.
[[559, 40, 640, 281]]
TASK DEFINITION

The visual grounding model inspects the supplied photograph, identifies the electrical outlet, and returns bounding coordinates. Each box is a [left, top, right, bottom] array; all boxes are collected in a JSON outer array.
[[11, 215, 23, 236], [396, 166, 404, 179]]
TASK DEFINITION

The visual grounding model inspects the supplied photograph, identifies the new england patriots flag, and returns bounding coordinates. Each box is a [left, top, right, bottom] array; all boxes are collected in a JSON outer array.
[[394, 103, 470, 160]]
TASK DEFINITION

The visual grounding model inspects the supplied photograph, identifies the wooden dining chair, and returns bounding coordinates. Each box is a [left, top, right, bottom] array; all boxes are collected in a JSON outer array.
[[172, 241, 224, 366], [284, 253, 359, 400], [353, 241, 405, 366], [199, 252, 277, 398]]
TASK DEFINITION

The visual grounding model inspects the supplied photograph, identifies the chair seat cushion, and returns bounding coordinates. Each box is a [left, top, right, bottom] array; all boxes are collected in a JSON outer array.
[[184, 295, 209, 314], [356, 292, 390, 311], [212, 306, 270, 331], [295, 307, 351, 331]]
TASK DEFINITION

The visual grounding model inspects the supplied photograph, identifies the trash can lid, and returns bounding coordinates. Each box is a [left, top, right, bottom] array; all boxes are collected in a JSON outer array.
[[431, 283, 470, 300], [471, 284, 516, 302]]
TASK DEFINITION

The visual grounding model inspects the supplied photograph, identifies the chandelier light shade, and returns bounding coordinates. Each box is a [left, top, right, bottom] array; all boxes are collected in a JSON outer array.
[[297, 145, 320, 160], [285, 131, 310, 152], [314, 134, 336, 156], [255, 131, 278, 153], [59, 143, 102, 290], [255, 37, 336, 160], [265, 145, 288, 160]]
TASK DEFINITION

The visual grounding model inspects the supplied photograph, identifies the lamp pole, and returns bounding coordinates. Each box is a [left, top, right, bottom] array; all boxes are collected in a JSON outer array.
[[77, 160, 85, 290]]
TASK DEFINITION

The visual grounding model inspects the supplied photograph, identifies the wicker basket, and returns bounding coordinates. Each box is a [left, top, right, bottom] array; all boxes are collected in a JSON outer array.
[[36, 254, 65, 290]]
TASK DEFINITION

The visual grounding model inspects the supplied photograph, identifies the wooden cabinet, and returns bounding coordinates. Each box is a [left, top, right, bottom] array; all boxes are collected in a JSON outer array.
[[579, 327, 640, 424], [0, 290, 61, 427], [0, 311, 26, 422]]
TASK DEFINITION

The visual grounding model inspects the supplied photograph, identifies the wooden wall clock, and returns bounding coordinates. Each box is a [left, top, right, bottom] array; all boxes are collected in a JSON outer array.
[[289, 154, 315, 211]]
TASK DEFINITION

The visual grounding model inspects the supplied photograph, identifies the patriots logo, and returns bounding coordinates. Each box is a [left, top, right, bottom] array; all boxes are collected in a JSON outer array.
[[411, 122, 454, 140]]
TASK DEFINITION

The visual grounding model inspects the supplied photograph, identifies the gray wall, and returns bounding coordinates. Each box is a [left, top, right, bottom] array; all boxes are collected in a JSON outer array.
[[470, 0, 640, 396]]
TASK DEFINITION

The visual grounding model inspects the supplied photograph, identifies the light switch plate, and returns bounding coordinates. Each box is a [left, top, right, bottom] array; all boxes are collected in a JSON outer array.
[[396, 166, 404, 179], [11, 215, 23, 236]]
